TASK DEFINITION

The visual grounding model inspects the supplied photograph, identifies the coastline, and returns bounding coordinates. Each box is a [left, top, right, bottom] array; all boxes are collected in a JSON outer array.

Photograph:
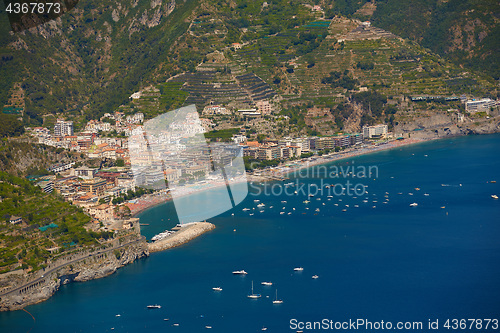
[[128, 138, 434, 219]]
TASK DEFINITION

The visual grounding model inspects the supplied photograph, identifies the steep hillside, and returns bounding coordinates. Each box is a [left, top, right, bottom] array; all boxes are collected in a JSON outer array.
[[0, 0, 202, 125], [371, 0, 500, 80]]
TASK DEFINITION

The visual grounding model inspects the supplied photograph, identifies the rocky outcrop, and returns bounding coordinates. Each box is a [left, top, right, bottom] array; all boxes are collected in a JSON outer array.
[[0, 241, 148, 311]]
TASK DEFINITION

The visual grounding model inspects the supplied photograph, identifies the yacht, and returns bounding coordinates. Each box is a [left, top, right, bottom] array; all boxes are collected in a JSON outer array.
[[212, 287, 222, 291], [294, 267, 304, 271], [232, 270, 248, 275], [272, 289, 283, 304], [312, 275, 319, 279], [492, 195, 499, 199], [242, 208, 251, 211], [147, 305, 161, 309], [257, 203, 265, 207], [410, 203, 418, 207], [261, 282, 273, 286], [247, 281, 261, 299]]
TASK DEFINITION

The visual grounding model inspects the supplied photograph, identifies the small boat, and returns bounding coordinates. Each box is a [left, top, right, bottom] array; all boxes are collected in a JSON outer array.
[[257, 203, 265, 207], [492, 195, 499, 199], [212, 287, 222, 291], [249, 213, 254, 216], [254, 199, 260, 202], [327, 195, 333, 198], [206, 326, 212, 329], [294, 191, 298, 194], [232, 270, 248, 275], [280, 212, 285, 215], [261, 281, 273, 286], [242, 208, 250, 211], [441, 206, 446, 209], [272, 289, 283, 304], [303, 200, 310, 204], [342, 209, 347, 212], [147, 305, 161, 309], [281, 200, 287, 203], [408, 193, 414, 196], [163, 318, 169, 321], [410, 203, 418, 207], [415, 188, 420, 191], [247, 281, 261, 299], [173, 323, 180, 326], [261, 327, 268, 331], [115, 314, 121, 317], [308, 194, 314, 197], [490, 180, 497, 183], [315, 208, 320, 212], [424, 193, 430, 196], [312, 275, 319, 279], [294, 267, 304, 271]]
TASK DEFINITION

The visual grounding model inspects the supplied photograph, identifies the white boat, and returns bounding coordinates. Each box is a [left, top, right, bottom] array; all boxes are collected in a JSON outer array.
[[206, 326, 212, 329], [272, 289, 283, 304], [254, 199, 260, 202], [312, 275, 319, 279], [315, 208, 320, 212], [257, 203, 265, 207], [115, 314, 121, 317], [249, 213, 254, 216], [303, 200, 310, 204], [247, 281, 261, 299], [261, 281, 273, 286], [410, 203, 418, 207], [424, 193, 430, 196], [492, 195, 499, 199], [212, 287, 222, 291], [294, 267, 304, 271], [242, 208, 251, 211], [232, 270, 248, 275], [281, 200, 287, 203], [280, 212, 285, 215], [147, 305, 161, 309]]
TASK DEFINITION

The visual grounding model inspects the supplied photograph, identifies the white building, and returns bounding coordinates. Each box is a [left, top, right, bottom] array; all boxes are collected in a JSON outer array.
[[363, 124, 388, 139], [54, 119, 73, 137], [465, 98, 497, 113], [232, 134, 247, 144]]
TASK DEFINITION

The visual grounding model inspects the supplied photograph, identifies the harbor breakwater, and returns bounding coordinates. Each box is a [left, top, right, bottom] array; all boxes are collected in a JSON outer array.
[[148, 222, 215, 253]]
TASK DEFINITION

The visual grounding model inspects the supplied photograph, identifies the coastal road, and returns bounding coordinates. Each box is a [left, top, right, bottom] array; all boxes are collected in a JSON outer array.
[[0, 236, 145, 298]]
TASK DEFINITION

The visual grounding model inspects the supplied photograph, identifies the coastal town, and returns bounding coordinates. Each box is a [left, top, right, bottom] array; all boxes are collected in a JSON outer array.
[[21, 90, 499, 236]]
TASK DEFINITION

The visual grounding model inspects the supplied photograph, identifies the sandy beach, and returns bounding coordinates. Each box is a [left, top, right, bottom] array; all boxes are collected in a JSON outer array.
[[126, 138, 432, 218]]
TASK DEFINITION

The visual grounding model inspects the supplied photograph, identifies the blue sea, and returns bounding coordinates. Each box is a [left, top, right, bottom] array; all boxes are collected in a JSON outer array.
[[2, 135, 499, 332]]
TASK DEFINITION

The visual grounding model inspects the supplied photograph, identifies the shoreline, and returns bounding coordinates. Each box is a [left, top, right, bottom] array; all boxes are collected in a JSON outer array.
[[128, 138, 434, 218]]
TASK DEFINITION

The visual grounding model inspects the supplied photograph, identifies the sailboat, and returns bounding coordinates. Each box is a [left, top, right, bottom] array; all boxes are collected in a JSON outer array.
[[272, 289, 283, 304], [247, 281, 261, 299]]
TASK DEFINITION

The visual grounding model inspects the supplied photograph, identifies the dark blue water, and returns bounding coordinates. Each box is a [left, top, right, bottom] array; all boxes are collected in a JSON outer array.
[[2, 135, 500, 332]]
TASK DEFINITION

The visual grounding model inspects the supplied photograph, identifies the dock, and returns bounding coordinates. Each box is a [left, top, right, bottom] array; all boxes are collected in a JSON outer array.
[[148, 222, 215, 253]]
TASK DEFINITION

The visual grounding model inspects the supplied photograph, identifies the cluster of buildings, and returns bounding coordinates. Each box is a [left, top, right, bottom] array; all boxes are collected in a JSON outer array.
[[27, 111, 145, 159], [239, 130, 370, 161], [465, 98, 498, 114], [33, 165, 138, 225]]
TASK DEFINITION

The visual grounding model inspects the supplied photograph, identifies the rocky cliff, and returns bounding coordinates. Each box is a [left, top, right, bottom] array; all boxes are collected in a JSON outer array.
[[0, 240, 149, 311]]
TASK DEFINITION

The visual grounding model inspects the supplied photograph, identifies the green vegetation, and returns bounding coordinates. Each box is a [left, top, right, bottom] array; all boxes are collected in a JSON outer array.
[[0, 171, 101, 272], [372, 0, 500, 80], [204, 128, 240, 141], [0, 114, 25, 138]]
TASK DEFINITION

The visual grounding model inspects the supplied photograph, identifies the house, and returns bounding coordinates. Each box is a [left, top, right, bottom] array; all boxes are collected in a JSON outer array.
[[9, 216, 22, 225]]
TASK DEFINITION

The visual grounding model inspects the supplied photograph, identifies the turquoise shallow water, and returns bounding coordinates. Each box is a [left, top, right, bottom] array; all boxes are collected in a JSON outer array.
[[1, 134, 499, 332]]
